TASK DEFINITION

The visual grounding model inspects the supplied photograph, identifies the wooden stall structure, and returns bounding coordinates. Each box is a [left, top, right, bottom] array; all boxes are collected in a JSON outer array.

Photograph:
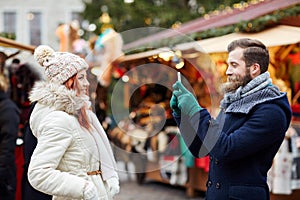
[[0, 36, 35, 53]]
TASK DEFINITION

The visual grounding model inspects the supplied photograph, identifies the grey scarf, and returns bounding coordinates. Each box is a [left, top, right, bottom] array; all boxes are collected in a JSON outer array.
[[220, 72, 283, 114]]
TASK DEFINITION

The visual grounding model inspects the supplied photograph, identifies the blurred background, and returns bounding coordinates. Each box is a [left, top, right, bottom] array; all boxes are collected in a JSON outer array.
[[0, 1, 300, 200]]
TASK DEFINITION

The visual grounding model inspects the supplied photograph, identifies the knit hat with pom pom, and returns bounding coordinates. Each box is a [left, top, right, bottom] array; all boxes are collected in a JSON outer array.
[[34, 45, 88, 84]]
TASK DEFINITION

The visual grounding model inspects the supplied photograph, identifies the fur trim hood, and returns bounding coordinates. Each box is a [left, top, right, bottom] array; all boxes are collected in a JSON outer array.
[[29, 81, 85, 115]]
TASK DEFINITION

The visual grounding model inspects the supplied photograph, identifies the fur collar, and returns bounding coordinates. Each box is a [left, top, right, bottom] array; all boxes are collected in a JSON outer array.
[[29, 81, 85, 115]]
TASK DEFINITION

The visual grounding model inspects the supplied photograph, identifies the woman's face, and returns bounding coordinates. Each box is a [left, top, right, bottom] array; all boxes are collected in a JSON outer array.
[[76, 70, 90, 95]]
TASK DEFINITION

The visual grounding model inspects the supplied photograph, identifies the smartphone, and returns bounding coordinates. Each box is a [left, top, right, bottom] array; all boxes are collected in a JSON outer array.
[[177, 72, 181, 82]]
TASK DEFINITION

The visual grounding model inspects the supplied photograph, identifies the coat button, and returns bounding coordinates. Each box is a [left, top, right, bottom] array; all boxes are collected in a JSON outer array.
[[206, 180, 212, 187], [216, 183, 221, 189], [215, 159, 219, 164]]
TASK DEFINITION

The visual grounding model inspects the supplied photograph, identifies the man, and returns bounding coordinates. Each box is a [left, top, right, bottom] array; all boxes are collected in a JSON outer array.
[[170, 38, 292, 200], [0, 73, 20, 200]]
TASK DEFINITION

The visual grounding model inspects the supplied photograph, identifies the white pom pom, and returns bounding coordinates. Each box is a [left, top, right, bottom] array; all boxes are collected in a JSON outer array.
[[34, 45, 55, 67]]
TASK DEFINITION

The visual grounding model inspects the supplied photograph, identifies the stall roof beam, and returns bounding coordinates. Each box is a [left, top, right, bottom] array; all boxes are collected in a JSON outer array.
[[0, 37, 35, 53]]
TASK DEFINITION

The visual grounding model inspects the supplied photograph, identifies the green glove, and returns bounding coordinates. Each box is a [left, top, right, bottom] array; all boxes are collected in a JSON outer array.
[[172, 81, 202, 117], [170, 93, 181, 115]]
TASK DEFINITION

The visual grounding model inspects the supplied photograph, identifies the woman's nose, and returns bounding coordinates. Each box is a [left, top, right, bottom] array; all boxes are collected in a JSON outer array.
[[85, 79, 90, 86]]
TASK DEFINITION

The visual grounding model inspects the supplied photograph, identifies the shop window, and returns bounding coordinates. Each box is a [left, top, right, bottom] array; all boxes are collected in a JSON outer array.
[[71, 11, 83, 24], [3, 11, 16, 35], [28, 12, 42, 46]]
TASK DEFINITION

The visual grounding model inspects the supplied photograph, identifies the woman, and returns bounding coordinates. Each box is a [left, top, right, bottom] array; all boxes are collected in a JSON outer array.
[[28, 45, 119, 200]]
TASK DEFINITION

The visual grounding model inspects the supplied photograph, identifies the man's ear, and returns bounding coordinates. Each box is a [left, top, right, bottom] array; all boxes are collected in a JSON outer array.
[[250, 63, 261, 78]]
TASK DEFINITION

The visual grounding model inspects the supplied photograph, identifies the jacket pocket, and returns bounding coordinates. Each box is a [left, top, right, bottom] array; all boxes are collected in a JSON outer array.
[[229, 185, 267, 200]]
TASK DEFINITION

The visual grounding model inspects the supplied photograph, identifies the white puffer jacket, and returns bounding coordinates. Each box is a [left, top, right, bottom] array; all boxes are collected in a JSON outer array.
[[28, 81, 119, 200]]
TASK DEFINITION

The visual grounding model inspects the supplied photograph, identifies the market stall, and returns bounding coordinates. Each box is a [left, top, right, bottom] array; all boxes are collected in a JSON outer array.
[[103, 40, 218, 197], [103, 24, 300, 198]]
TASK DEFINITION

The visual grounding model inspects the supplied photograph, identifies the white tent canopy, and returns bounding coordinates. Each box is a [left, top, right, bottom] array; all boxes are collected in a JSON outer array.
[[121, 25, 300, 62], [176, 25, 300, 54]]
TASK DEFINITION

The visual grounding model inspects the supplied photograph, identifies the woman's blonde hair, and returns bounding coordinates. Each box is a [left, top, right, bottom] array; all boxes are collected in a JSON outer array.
[[0, 73, 9, 92], [64, 74, 91, 131]]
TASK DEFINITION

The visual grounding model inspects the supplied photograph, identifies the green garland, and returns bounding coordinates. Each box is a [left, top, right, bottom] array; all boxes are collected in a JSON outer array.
[[0, 32, 16, 40], [194, 3, 300, 39]]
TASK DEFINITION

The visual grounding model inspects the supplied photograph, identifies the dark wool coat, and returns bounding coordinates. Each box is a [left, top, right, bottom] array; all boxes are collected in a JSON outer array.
[[22, 102, 52, 200], [0, 91, 20, 200], [174, 90, 292, 200]]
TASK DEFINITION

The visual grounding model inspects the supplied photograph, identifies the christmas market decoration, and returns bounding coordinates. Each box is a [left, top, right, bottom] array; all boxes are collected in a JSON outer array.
[[124, 2, 300, 54]]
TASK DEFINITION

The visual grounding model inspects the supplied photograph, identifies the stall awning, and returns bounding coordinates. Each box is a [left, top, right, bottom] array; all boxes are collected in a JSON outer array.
[[177, 25, 300, 54], [121, 25, 300, 62]]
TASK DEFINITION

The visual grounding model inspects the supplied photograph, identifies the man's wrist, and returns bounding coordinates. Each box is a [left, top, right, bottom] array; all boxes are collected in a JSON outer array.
[[188, 106, 202, 117]]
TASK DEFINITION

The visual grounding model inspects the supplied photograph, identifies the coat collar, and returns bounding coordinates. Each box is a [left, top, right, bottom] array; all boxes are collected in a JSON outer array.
[[29, 81, 85, 115]]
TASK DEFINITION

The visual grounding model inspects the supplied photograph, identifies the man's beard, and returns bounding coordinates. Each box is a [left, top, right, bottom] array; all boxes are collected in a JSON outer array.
[[221, 71, 252, 94]]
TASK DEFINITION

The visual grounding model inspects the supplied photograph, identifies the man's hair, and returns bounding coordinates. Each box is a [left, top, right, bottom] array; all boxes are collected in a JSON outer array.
[[227, 38, 269, 73]]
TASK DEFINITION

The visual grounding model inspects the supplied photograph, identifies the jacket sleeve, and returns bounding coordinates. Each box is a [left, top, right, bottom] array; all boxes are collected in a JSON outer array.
[[28, 111, 86, 199], [0, 103, 19, 180], [176, 102, 289, 162], [173, 109, 212, 158], [208, 103, 288, 162]]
